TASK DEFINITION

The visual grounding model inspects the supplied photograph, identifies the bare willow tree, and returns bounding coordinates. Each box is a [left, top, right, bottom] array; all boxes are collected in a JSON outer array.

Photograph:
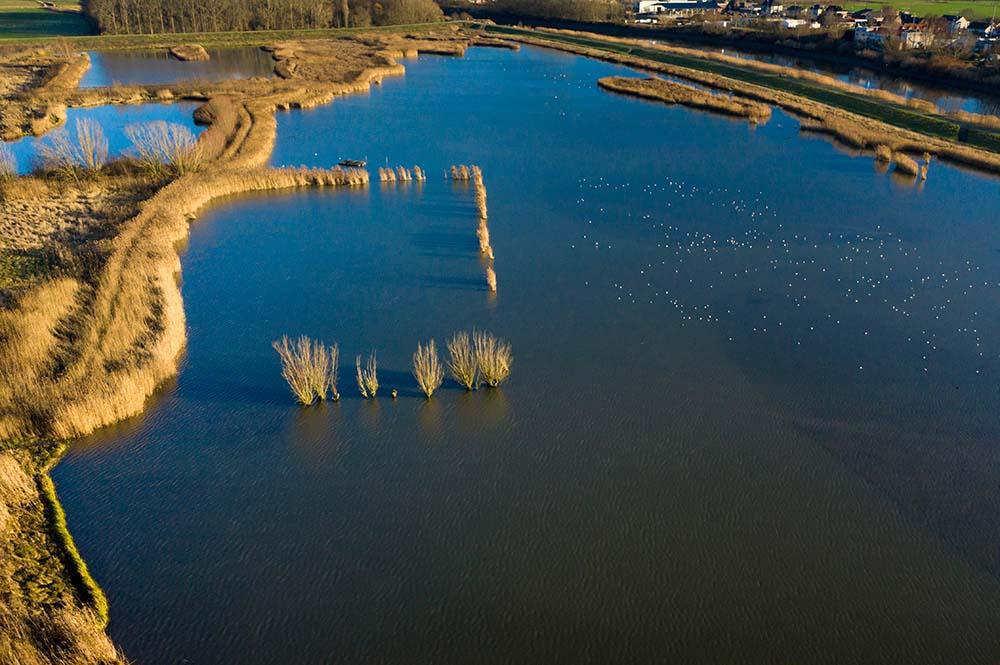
[[125, 121, 202, 176], [356, 352, 379, 398], [473, 330, 512, 387], [446, 331, 478, 390], [272, 336, 338, 404], [38, 118, 108, 180], [412, 339, 444, 397]]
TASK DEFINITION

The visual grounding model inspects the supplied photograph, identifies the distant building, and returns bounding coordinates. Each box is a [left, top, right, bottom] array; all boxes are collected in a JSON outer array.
[[968, 21, 998, 37], [900, 28, 930, 48], [854, 24, 886, 47], [636, 0, 723, 14], [942, 15, 970, 32]]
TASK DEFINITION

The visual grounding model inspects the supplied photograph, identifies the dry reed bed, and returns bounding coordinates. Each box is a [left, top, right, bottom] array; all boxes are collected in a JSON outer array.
[[503, 31, 1000, 176], [598, 75, 772, 124], [0, 452, 124, 665]]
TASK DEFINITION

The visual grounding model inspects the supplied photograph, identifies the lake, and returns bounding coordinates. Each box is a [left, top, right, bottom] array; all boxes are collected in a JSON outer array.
[[80, 46, 275, 87], [4, 102, 202, 174], [53, 46, 1000, 664]]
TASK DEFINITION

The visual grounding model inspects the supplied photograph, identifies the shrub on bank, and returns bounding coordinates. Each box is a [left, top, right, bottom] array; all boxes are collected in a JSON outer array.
[[125, 121, 203, 177], [38, 118, 108, 181], [0, 143, 15, 183]]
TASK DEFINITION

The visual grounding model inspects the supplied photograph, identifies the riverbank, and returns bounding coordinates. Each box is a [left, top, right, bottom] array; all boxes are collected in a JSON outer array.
[[0, 27, 476, 662]]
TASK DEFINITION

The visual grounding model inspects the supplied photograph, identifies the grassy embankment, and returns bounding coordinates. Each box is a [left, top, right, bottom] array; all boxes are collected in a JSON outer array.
[[0, 27, 477, 663], [485, 25, 1000, 171], [0, 0, 93, 39]]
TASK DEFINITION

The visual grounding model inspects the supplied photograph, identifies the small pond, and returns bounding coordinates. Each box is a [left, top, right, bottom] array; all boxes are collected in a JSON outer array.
[[3, 102, 202, 174], [80, 46, 275, 88]]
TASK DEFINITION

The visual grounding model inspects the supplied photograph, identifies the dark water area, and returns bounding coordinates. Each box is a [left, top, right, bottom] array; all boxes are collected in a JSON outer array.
[[53, 46, 1000, 664], [689, 43, 1000, 114], [3, 102, 202, 174], [79, 47, 274, 88]]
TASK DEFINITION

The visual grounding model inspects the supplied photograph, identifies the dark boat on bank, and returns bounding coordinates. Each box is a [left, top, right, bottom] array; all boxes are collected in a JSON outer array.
[[338, 159, 366, 168]]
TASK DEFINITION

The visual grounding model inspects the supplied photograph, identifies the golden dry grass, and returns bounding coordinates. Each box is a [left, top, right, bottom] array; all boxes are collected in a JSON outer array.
[[599, 75, 772, 124], [894, 151, 920, 176]]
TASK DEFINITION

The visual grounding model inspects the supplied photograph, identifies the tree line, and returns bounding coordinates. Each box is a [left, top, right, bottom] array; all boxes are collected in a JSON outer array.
[[82, 0, 443, 34]]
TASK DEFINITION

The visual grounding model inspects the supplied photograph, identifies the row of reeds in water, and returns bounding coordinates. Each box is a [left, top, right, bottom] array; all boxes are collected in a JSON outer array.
[[874, 144, 931, 180], [378, 165, 426, 182], [451, 164, 497, 292], [272, 330, 513, 404]]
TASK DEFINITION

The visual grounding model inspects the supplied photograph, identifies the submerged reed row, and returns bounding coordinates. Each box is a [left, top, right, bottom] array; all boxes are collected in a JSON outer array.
[[454, 164, 499, 293], [378, 165, 427, 182], [273, 331, 512, 402]]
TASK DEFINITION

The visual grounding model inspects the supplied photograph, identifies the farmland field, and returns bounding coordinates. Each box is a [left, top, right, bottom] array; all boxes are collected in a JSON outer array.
[[0, 0, 93, 38]]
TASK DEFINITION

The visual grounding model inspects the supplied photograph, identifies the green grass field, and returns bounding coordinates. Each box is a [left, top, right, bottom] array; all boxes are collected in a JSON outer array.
[[842, 0, 998, 20], [0, 0, 94, 38]]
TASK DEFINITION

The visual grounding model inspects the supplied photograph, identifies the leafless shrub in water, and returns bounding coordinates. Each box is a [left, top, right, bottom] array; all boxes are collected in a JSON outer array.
[[477, 219, 492, 256], [413, 165, 426, 181], [356, 352, 379, 398], [412, 339, 444, 397], [126, 121, 203, 176], [450, 164, 471, 180], [473, 330, 511, 386], [874, 144, 892, 162], [486, 266, 497, 292], [396, 166, 412, 181], [447, 331, 478, 390], [272, 335, 334, 405]]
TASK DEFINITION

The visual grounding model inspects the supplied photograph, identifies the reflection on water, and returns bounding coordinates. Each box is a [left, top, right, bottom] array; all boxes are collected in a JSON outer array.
[[52, 46, 1000, 664], [709, 45, 1000, 114], [80, 47, 274, 88], [3, 102, 201, 174]]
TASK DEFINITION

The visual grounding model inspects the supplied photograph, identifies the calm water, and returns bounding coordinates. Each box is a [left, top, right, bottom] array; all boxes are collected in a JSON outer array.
[[686, 43, 1000, 114], [4, 102, 202, 174], [80, 47, 274, 88], [54, 46, 1000, 664]]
